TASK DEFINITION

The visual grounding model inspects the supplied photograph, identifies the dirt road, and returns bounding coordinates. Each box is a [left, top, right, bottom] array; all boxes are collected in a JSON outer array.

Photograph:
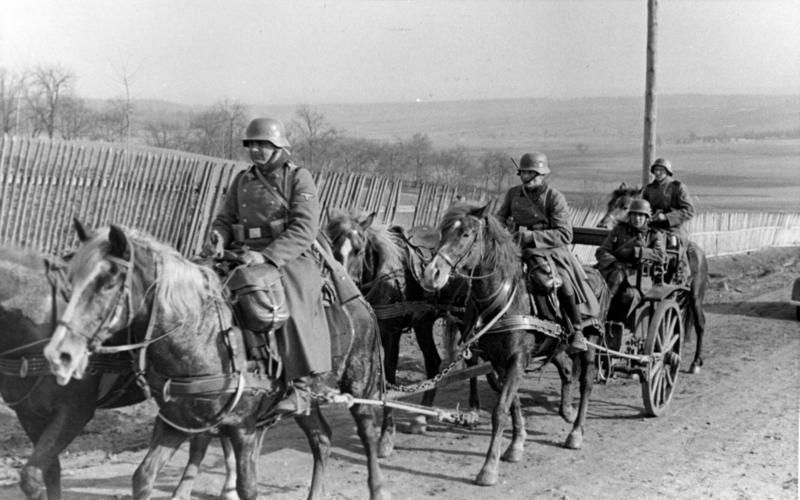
[[1, 248, 798, 500]]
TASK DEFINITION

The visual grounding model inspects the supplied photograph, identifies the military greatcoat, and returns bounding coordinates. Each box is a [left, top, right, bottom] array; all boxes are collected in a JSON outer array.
[[496, 183, 598, 314], [211, 158, 331, 380], [642, 177, 695, 245], [595, 221, 666, 281]]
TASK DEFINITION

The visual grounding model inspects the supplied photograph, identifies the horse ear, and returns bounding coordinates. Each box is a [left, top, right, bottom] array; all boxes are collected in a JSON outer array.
[[619, 182, 627, 189], [73, 218, 94, 242], [471, 203, 493, 219], [108, 225, 129, 259], [360, 212, 377, 230]]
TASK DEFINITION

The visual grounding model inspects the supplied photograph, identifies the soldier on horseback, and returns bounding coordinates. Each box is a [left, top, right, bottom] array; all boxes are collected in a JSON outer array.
[[642, 158, 696, 280], [203, 117, 332, 416], [496, 152, 599, 353], [595, 198, 666, 320]]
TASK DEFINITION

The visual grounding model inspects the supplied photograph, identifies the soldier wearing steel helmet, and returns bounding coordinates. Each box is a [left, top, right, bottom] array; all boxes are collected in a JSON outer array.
[[496, 152, 600, 353], [595, 198, 666, 318], [204, 117, 331, 416], [642, 158, 695, 247]]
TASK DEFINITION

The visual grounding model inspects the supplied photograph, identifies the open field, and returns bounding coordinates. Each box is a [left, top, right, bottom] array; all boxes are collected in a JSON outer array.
[[253, 94, 800, 213]]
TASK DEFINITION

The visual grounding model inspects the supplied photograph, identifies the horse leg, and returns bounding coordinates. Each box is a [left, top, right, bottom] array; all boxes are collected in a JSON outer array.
[[689, 286, 707, 374], [225, 424, 261, 500], [551, 350, 577, 423], [218, 434, 239, 500], [349, 402, 388, 500], [169, 433, 238, 500], [17, 403, 92, 500], [500, 392, 527, 463], [409, 318, 441, 434], [565, 343, 596, 450], [377, 321, 399, 457], [475, 354, 523, 487], [133, 418, 188, 500], [294, 404, 332, 500]]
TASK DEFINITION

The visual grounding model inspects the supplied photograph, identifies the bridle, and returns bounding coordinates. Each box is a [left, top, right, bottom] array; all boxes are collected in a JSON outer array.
[[434, 217, 498, 282], [56, 244, 138, 350]]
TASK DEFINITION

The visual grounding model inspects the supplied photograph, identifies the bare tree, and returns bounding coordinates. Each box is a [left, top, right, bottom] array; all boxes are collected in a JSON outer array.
[[26, 65, 74, 138], [0, 68, 27, 135], [189, 100, 248, 158], [290, 105, 338, 170], [144, 118, 191, 150], [478, 149, 512, 192], [406, 132, 433, 183], [58, 96, 94, 140]]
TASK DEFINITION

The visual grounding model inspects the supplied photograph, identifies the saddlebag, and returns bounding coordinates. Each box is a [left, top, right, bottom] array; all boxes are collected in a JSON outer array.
[[227, 264, 289, 332]]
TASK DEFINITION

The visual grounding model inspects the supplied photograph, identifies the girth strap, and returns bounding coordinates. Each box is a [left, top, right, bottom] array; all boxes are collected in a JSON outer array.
[[487, 314, 563, 337]]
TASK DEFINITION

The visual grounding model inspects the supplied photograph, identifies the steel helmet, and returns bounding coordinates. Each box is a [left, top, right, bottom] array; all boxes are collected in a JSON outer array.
[[518, 152, 550, 175], [650, 158, 673, 175], [628, 199, 652, 217], [242, 118, 290, 148]]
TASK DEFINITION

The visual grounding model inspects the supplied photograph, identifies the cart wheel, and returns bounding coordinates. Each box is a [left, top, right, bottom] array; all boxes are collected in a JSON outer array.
[[640, 299, 683, 417]]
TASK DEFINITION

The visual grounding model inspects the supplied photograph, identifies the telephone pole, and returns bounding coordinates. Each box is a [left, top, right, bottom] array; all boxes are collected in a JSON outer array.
[[642, 0, 658, 187]]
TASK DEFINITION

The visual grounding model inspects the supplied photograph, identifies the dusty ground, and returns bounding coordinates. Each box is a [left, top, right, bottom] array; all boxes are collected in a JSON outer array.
[[1, 246, 798, 500]]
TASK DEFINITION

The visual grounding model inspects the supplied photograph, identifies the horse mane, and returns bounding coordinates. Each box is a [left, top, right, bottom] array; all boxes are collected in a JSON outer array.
[[440, 203, 521, 282], [328, 209, 403, 277], [608, 184, 643, 206], [73, 227, 227, 331]]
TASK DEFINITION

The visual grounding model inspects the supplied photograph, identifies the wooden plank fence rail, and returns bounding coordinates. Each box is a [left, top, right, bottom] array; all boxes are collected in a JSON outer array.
[[2, 135, 798, 261]]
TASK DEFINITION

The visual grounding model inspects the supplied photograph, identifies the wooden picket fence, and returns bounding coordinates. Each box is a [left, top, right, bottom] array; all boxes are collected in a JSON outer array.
[[1, 135, 798, 260]]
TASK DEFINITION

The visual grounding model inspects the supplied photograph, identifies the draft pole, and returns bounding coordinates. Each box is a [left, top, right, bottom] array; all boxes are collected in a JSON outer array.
[[642, 0, 658, 188]]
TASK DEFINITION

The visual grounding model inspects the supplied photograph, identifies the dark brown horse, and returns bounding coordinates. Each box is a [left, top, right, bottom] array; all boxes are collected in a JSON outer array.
[[420, 203, 607, 486], [43, 224, 387, 500], [597, 183, 709, 373], [0, 244, 236, 500], [325, 210, 473, 452]]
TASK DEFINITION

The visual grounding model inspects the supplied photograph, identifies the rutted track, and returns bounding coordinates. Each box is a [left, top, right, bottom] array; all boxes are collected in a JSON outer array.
[[1, 248, 798, 500]]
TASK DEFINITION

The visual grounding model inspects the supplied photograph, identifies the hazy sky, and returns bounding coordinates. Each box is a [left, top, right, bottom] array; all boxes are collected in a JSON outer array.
[[3, 0, 798, 106]]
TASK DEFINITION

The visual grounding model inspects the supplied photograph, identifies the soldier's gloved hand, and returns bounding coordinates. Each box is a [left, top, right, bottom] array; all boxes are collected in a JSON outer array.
[[201, 230, 225, 259], [239, 250, 266, 266], [516, 228, 536, 247]]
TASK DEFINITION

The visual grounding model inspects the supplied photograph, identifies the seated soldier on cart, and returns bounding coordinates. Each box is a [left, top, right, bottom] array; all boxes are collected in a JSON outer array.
[[595, 199, 666, 322]]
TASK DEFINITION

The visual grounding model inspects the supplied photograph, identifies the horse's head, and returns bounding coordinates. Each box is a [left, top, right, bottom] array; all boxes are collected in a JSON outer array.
[[597, 183, 643, 229], [422, 202, 501, 291], [325, 210, 375, 286], [45, 221, 143, 385]]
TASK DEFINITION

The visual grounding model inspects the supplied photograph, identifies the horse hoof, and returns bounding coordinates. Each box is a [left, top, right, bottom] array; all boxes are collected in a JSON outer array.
[[378, 437, 395, 459], [407, 415, 428, 435], [501, 446, 524, 463], [219, 489, 239, 500], [690, 364, 701, 375], [475, 469, 498, 486], [564, 431, 583, 449], [560, 406, 577, 424]]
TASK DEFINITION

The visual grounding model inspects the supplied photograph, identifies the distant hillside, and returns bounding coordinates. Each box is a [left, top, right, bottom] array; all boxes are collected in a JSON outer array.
[[250, 94, 799, 150]]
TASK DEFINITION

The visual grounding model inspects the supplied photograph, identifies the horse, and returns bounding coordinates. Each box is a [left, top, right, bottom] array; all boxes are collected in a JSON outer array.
[[597, 183, 709, 373], [43, 223, 387, 500], [325, 210, 473, 450], [420, 203, 607, 486], [325, 210, 584, 454], [0, 244, 237, 500]]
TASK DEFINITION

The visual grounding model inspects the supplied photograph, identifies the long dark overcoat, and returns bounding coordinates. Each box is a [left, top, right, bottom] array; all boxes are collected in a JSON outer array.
[[496, 183, 599, 317], [212, 158, 330, 380]]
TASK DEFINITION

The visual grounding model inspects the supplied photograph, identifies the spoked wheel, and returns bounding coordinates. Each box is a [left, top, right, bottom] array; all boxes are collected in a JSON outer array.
[[639, 299, 683, 417]]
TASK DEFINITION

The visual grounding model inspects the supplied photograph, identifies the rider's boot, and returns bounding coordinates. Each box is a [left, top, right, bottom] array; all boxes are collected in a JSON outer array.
[[274, 374, 335, 416], [274, 377, 314, 416], [559, 287, 587, 353]]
